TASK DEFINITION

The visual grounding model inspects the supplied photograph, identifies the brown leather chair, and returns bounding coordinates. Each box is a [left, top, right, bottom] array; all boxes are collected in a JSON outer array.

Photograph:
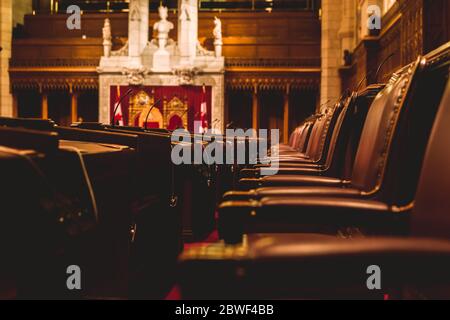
[[279, 117, 316, 153], [235, 84, 383, 188], [280, 122, 307, 153], [257, 102, 344, 166], [179, 76, 450, 299], [218, 42, 450, 243]]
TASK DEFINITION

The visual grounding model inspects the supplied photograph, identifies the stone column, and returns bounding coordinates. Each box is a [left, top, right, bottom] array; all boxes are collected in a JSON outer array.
[[338, 0, 357, 63], [0, 0, 13, 117], [283, 85, 290, 144], [251, 84, 259, 130], [139, 0, 149, 54], [178, 0, 198, 65], [128, 0, 149, 64], [320, 0, 343, 109]]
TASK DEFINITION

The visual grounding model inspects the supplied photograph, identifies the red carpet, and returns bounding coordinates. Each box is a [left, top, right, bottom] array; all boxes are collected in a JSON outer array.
[[165, 230, 219, 300]]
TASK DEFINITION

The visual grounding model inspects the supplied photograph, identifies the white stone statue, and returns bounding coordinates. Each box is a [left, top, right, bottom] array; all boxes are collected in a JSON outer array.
[[213, 16, 223, 58], [178, 0, 198, 64], [180, 0, 191, 22], [102, 18, 112, 57], [153, 5, 173, 51]]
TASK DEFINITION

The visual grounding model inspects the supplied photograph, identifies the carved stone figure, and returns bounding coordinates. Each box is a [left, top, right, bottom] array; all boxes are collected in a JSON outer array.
[[213, 16, 223, 57], [122, 67, 148, 86], [180, 0, 191, 22], [213, 17, 222, 41], [172, 66, 199, 85], [153, 6, 173, 51], [102, 18, 112, 57]]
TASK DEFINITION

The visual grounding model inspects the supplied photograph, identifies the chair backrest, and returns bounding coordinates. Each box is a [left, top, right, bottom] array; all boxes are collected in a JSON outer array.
[[303, 104, 342, 162], [320, 84, 383, 177], [351, 42, 449, 200], [314, 100, 346, 164], [381, 46, 450, 206], [289, 124, 306, 149], [341, 85, 384, 180], [350, 60, 421, 192], [297, 121, 314, 153], [411, 77, 450, 239], [303, 115, 323, 157], [288, 127, 297, 147], [313, 98, 348, 168]]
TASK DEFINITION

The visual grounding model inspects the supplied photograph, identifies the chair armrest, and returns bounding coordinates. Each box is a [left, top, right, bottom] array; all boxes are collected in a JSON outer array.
[[240, 166, 324, 179], [222, 186, 361, 202], [254, 162, 321, 169], [239, 175, 346, 190], [179, 234, 450, 299], [218, 197, 405, 243]]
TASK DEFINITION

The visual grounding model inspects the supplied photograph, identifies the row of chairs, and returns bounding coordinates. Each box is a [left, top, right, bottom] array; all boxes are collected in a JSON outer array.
[[177, 42, 450, 299]]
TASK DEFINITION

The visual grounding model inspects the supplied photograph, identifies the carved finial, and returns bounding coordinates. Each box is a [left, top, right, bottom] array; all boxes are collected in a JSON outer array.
[[213, 16, 223, 57], [102, 18, 112, 57]]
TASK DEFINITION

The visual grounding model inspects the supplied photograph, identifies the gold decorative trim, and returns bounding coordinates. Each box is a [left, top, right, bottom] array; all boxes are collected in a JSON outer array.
[[11, 77, 99, 91], [226, 67, 321, 73], [9, 67, 98, 73], [391, 202, 414, 213]]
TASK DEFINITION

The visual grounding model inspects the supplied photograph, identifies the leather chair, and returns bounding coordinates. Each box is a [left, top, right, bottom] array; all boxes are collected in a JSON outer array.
[[276, 119, 315, 156], [179, 75, 450, 299], [258, 102, 344, 166], [218, 42, 450, 243], [279, 122, 306, 153], [235, 84, 383, 189]]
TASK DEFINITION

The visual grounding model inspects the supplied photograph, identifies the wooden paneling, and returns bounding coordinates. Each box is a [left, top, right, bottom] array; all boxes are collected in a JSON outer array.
[[341, 0, 449, 90], [15, 11, 320, 61], [376, 13, 401, 83], [12, 38, 103, 59], [400, 0, 423, 65], [423, 0, 450, 54]]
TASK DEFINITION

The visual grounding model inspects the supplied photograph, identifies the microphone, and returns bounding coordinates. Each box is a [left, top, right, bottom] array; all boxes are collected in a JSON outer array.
[[356, 53, 395, 91], [373, 53, 395, 83], [144, 99, 162, 130], [111, 88, 134, 126]]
